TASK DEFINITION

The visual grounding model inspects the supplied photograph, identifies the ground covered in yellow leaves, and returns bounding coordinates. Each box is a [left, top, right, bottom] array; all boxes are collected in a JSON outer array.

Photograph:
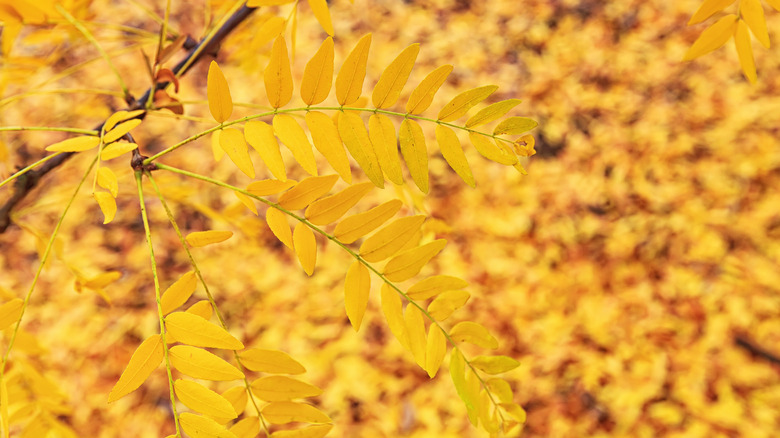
[[1, 0, 780, 437]]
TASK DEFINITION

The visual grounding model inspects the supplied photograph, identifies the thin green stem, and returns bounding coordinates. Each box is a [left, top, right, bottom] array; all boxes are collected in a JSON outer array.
[[153, 163, 506, 422], [135, 171, 182, 437], [0, 152, 64, 190], [56, 4, 130, 98], [0, 126, 98, 135], [0, 155, 98, 397]]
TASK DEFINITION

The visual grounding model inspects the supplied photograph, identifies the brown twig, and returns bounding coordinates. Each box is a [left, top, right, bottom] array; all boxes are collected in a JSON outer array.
[[735, 334, 780, 366], [0, 4, 256, 233]]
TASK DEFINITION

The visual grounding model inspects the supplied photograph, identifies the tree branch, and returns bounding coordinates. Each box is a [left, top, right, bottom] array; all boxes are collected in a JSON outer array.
[[0, 4, 256, 233]]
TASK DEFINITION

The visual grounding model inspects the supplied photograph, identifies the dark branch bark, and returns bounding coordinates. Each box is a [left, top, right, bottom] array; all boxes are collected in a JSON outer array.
[[735, 334, 780, 366], [0, 4, 256, 233]]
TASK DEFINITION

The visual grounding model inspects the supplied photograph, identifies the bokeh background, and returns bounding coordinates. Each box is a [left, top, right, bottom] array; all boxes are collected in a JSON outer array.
[[1, 0, 780, 436]]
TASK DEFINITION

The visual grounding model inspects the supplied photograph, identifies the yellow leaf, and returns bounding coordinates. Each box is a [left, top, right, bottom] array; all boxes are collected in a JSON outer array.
[[169, 345, 245, 381], [499, 403, 527, 423], [688, 0, 736, 25], [104, 109, 145, 132], [425, 325, 447, 378], [97, 167, 118, 197], [470, 355, 521, 375], [335, 33, 372, 105], [735, 20, 757, 83], [380, 284, 407, 349], [305, 182, 373, 225], [427, 290, 470, 320], [160, 271, 197, 315], [266, 208, 293, 249], [406, 64, 453, 115], [740, 0, 769, 48], [262, 402, 331, 424], [435, 125, 474, 187], [486, 378, 514, 403], [186, 230, 233, 248], [179, 412, 238, 438], [270, 424, 333, 438], [493, 117, 538, 135], [308, 0, 333, 36], [404, 305, 426, 368], [359, 215, 425, 262], [251, 376, 322, 401], [248, 0, 296, 5], [301, 38, 334, 105], [368, 114, 404, 185], [399, 119, 429, 193], [279, 174, 339, 210], [103, 119, 142, 143], [252, 16, 287, 50], [450, 349, 477, 418], [208, 61, 233, 123], [383, 239, 447, 282], [449, 321, 499, 349], [174, 379, 238, 421], [165, 312, 244, 350], [245, 121, 287, 182], [230, 417, 260, 438], [344, 261, 370, 331], [683, 14, 738, 60], [212, 130, 225, 161], [83, 271, 121, 289], [767, 0, 780, 12], [108, 335, 163, 402], [0, 298, 23, 330], [437, 85, 498, 122], [273, 114, 318, 176], [479, 389, 500, 433], [100, 142, 138, 160], [466, 99, 523, 128], [222, 386, 248, 416], [187, 300, 214, 320], [337, 111, 384, 187], [265, 35, 294, 108], [305, 111, 351, 182], [469, 133, 517, 165], [220, 128, 255, 178], [45, 136, 99, 152], [333, 199, 402, 244], [293, 223, 317, 276], [234, 191, 258, 215], [247, 179, 297, 196], [239, 348, 306, 374], [372, 43, 420, 109], [93, 192, 116, 224], [408, 275, 469, 301]]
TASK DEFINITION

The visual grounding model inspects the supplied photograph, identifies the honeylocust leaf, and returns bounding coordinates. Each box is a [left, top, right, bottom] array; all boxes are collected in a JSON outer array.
[[308, 0, 333, 35], [469, 133, 517, 165], [230, 417, 260, 438], [688, 0, 736, 25], [97, 167, 118, 198], [208, 61, 232, 123], [383, 239, 447, 282], [103, 119, 141, 143], [359, 215, 425, 263], [278, 174, 339, 210], [438, 85, 498, 122], [273, 114, 318, 176], [436, 125, 475, 187], [336, 33, 372, 105], [427, 290, 470, 320], [333, 199, 402, 243], [449, 321, 499, 349], [169, 345, 244, 381], [368, 114, 404, 185], [247, 179, 297, 196], [301, 38, 334, 105], [683, 14, 738, 60], [305, 182, 373, 225], [100, 142, 138, 160], [344, 261, 370, 331], [407, 275, 469, 301], [220, 128, 255, 178], [245, 121, 287, 181], [734, 20, 757, 83], [293, 223, 317, 276], [0, 299, 23, 330], [493, 117, 538, 135], [381, 284, 407, 349], [466, 99, 523, 127], [262, 402, 331, 424], [108, 335, 163, 402], [372, 43, 419, 108], [93, 192, 116, 224], [305, 111, 351, 182], [187, 300, 213, 320], [240, 349, 306, 374], [266, 208, 293, 249], [160, 271, 197, 315], [45, 136, 100, 152], [265, 35, 294, 108], [186, 230, 233, 248], [179, 412, 237, 438], [338, 111, 384, 187], [165, 312, 244, 350], [404, 305, 426, 368], [425, 325, 447, 378], [740, 0, 769, 48], [399, 119, 429, 193], [174, 379, 238, 420], [470, 355, 521, 375], [222, 386, 249, 416], [270, 424, 333, 438], [235, 191, 258, 215], [450, 349, 477, 418], [486, 378, 514, 403], [406, 64, 453, 115], [251, 376, 322, 401]]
